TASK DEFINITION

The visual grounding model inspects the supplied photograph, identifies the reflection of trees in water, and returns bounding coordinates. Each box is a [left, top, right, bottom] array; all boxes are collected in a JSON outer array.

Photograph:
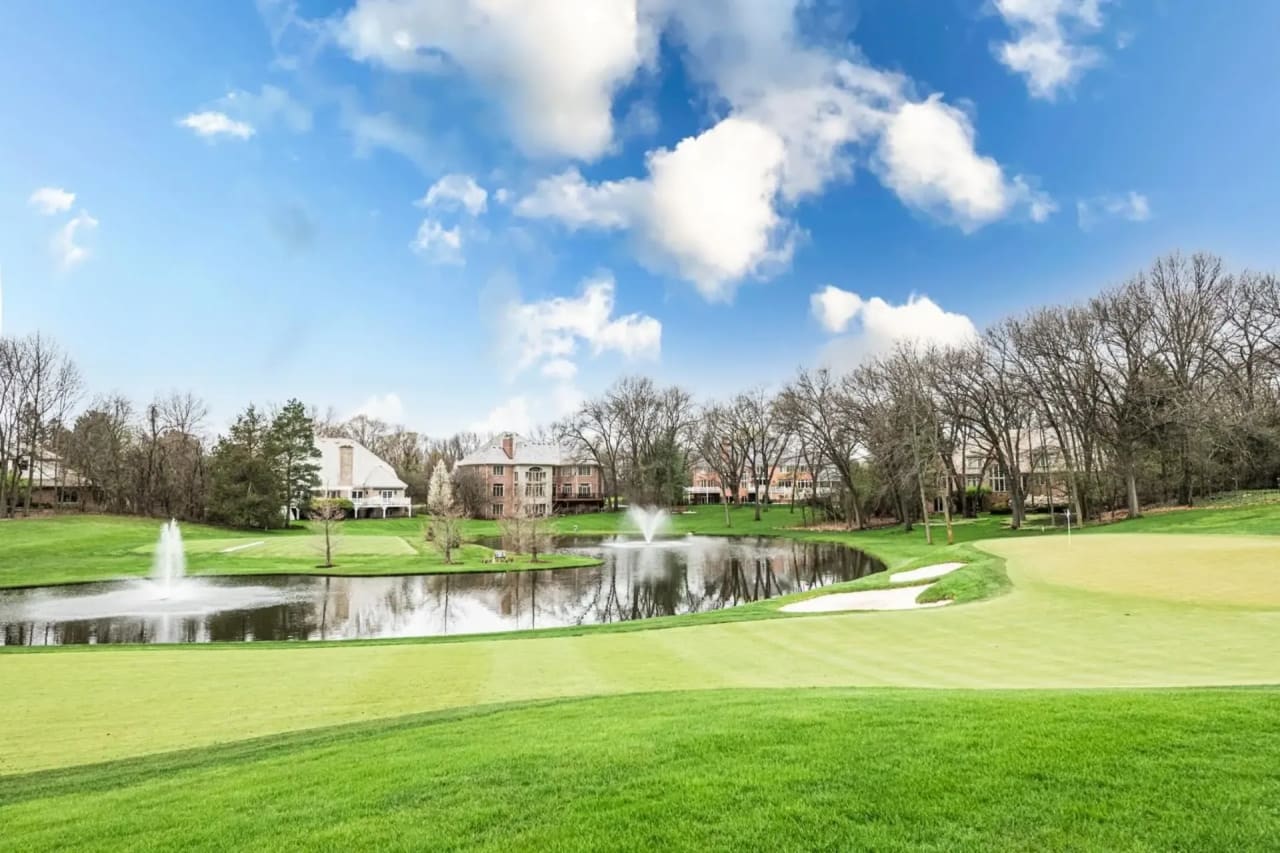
[[0, 538, 887, 644]]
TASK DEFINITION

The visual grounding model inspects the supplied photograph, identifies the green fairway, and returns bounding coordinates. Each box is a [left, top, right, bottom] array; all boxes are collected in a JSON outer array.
[[3, 688, 1278, 852], [3, 503, 1279, 850], [4, 529, 1278, 773]]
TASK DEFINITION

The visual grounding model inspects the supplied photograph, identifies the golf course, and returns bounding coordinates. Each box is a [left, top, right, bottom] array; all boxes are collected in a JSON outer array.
[[2, 501, 1278, 850]]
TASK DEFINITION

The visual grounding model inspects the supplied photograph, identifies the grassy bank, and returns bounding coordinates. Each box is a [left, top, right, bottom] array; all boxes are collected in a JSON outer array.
[[3, 688, 1278, 852]]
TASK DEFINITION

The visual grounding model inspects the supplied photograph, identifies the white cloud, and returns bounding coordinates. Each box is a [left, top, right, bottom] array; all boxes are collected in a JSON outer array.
[[993, 0, 1105, 99], [52, 211, 99, 270], [178, 111, 255, 140], [875, 96, 1051, 231], [518, 117, 794, 301], [1077, 191, 1150, 230], [810, 285, 863, 334], [814, 285, 978, 367], [505, 273, 661, 376], [218, 84, 312, 133], [28, 187, 75, 215], [418, 174, 487, 215], [540, 358, 579, 380], [470, 382, 584, 435], [337, 0, 652, 160], [410, 219, 463, 264], [350, 392, 405, 423]]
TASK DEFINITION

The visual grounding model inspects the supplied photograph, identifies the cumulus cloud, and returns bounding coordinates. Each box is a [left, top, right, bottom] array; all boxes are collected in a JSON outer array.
[[417, 174, 487, 216], [810, 285, 864, 334], [993, 0, 1105, 99], [178, 111, 255, 140], [337, 0, 652, 160], [1077, 191, 1150, 230], [470, 383, 585, 435], [334, 0, 1049, 299], [28, 187, 75, 215], [813, 285, 978, 367], [518, 117, 794, 301], [410, 219, 463, 264], [52, 211, 99, 270], [875, 96, 1052, 231], [350, 392, 405, 423], [505, 273, 661, 376]]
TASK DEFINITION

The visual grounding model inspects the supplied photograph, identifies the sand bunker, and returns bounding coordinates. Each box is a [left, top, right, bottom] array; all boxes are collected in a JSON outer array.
[[890, 562, 965, 584], [779, 584, 950, 614]]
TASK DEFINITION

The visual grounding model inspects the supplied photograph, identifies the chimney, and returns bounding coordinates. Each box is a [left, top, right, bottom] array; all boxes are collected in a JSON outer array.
[[501, 433, 514, 459], [338, 445, 354, 486]]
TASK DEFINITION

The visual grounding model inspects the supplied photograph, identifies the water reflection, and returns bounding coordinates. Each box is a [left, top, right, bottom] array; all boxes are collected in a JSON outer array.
[[0, 536, 883, 645]]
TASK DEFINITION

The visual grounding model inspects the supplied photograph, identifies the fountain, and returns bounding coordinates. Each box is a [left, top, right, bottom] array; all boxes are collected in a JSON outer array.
[[0, 520, 303, 629], [627, 506, 668, 543], [600, 506, 689, 549], [153, 519, 185, 599]]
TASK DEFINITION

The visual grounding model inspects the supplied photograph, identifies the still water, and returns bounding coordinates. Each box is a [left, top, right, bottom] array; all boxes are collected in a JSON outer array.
[[0, 536, 883, 645]]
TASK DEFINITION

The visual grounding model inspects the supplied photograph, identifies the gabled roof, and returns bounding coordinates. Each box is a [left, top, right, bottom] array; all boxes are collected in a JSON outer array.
[[315, 437, 407, 490], [456, 434, 591, 468]]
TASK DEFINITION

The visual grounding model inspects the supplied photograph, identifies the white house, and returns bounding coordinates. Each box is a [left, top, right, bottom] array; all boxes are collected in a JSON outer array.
[[312, 437, 411, 518]]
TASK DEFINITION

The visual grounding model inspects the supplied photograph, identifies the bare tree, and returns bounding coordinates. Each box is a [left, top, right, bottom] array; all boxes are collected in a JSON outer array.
[[693, 402, 750, 526], [310, 497, 345, 568]]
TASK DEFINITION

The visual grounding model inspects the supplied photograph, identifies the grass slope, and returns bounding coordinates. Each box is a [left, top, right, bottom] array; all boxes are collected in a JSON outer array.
[[3, 688, 1279, 852], [3, 529, 1278, 773]]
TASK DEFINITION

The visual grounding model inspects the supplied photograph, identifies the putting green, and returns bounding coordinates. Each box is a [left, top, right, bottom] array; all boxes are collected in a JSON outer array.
[[137, 535, 419, 558], [4, 533, 1279, 774], [987, 534, 1280, 607]]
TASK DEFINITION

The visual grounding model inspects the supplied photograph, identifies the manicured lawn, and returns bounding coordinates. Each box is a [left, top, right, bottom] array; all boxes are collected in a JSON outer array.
[[1, 503, 1278, 849], [4, 528, 1278, 774], [3, 688, 1278, 852], [0, 515, 598, 587]]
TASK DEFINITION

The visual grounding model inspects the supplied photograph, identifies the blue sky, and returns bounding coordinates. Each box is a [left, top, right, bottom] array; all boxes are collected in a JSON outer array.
[[3, 1, 1279, 435]]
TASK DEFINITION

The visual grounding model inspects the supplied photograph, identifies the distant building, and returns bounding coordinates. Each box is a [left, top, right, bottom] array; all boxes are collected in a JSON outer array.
[[455, 433, 605, 518], [11, 448, 97, 511], [685, 464, 841, 505], [311, 437, 411, 519]]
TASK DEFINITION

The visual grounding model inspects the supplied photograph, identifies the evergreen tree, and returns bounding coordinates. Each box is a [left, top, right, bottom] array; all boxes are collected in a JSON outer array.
[[268, 399, 321, 521], [208, 405, 283, 529]]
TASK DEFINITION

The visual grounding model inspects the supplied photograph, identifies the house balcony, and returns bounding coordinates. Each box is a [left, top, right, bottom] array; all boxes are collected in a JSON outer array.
[[352, 495, 413, 518]]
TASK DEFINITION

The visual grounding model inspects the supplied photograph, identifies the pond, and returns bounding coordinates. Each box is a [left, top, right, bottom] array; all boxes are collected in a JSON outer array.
[[0, 535, 883, 646]]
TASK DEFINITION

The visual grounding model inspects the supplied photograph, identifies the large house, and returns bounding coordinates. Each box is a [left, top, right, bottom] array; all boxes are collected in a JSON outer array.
[[685, 464, 842, 505], [312, 437, 411, 519], [455, 433, 605, 518]]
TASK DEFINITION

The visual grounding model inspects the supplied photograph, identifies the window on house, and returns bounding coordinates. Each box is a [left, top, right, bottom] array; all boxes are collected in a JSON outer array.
[[965, 475, 981, 489], [527, 467, 546, 482], [491, 503, 504, 517], [492, 465, 505, 475], [381, 490, 394, 500], [561, 483, 571, 496], [990, 471, 1008, 493], [526, 483, 545, 498], [578, 465, 592, 476], [492, 483, 504, 497], [352, 490, 366, 500], [578, 484, 591, 497]]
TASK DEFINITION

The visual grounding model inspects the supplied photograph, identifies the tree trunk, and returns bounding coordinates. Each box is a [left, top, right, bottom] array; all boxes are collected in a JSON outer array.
[[1126, 471, 1140, 519]]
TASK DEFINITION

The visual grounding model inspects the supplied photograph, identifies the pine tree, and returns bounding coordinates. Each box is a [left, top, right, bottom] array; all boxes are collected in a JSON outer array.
[[208, 405, 283, 529], [268, 398, 321, 522]]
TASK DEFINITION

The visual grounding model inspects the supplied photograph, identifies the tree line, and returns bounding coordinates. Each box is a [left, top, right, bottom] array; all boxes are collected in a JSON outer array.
[[6, 250, 1277, 532], [556, 252, 1280, 535]]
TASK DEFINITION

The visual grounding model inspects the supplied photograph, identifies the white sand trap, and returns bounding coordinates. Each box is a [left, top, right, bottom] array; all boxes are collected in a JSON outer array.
[[780, 584, 950, 614], [890, 562, 965, 584], [220, 540, 265, 554]]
